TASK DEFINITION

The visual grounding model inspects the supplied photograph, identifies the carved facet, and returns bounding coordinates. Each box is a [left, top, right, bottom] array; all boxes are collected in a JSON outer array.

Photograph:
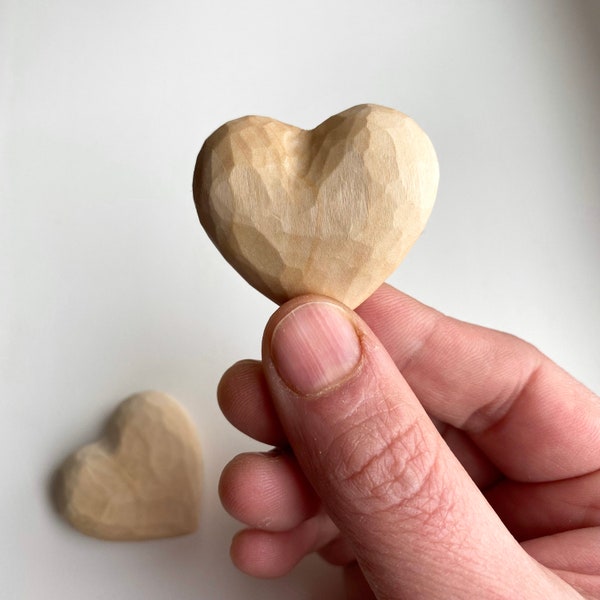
[[57, 391, 202, 540], [194, 104, 439, 308]]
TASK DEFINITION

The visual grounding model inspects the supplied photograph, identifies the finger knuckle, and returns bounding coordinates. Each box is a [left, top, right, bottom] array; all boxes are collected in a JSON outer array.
[[329, 407, 451, 530]]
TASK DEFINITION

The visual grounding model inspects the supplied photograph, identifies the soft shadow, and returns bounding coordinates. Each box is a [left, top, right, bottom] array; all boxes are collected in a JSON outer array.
[[579, 1, 600, 59]]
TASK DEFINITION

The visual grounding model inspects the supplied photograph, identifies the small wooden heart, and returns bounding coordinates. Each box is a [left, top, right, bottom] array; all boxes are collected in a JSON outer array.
[[56, 391, 202, 540], [193, 103, 439, 308]]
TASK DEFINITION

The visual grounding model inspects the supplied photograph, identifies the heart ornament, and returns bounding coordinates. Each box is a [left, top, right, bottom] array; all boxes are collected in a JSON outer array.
[[57, 391, 202, 540], [193, 103, 439, 308]]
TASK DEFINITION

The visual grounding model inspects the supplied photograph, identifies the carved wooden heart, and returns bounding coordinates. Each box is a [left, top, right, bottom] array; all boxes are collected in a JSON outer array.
[[57, 391, 202, 540], [193, 104, 439, 308]]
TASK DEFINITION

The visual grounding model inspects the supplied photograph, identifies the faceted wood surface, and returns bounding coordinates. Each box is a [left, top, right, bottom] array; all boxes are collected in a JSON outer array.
[[57, 391, 202, 541], [193, 104, 439, 308]]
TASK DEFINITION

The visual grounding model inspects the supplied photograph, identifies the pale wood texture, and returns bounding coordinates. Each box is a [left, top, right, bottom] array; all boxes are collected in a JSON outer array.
[[193, 103, 439, 308], [57, 391, 202, 541]]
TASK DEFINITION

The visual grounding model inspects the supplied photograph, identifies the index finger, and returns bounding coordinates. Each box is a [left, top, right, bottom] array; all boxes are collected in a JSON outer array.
[[356, 284, 600, 482]]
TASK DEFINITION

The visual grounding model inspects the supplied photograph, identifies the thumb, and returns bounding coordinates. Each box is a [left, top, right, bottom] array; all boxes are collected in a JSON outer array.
[[262, 297, 575, 600]]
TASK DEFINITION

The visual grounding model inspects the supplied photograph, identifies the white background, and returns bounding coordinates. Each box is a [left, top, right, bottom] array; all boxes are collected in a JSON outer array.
[[1, 1, 599, 598]]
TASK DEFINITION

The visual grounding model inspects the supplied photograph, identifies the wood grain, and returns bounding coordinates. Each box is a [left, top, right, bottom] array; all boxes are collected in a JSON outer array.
[[193, 104, 439, 308]]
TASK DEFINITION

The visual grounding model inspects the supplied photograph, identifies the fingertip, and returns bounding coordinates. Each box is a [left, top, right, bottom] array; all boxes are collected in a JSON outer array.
[[229, 514, 340, 579], [268, 300, 362, 395], [262, 295, 358, 360], [218, 359, 286, 446], [219, 451, 319, 531], [229, 528, 305, 579]]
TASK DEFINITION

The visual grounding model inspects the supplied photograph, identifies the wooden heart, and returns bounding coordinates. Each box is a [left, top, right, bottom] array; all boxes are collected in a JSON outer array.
[[57, 391, 202, 540], [193, 103, 439, 308]]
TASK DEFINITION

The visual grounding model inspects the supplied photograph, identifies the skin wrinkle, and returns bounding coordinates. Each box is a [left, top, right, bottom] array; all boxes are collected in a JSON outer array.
[[462, 348, 544, 436], [425, 329, 527, 429], [484, 360, 600, 481], [359, 287, 553, 434], [360, 431, 469, 558], [322, 393, 450, 537], [343, 418, 433, 509], [220, 288, 600, 596], [486, 470, 600, 541], [388, 303, 444, 374], [558, 484, 600, 530], [301, 337, 456, 535], [544, 570, 598, 600], [311, 369, 402, 488], [354, 510, 494, 600], [578, 493, 600, 530], [296, 314, 564, 596], [383, 310, 523, 434], [283, 314, 480, 553], [361, 291, 598, 481]]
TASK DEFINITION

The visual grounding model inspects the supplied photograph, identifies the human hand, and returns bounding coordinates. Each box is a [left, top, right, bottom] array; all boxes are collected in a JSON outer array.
[[218, 285, 600, 599]]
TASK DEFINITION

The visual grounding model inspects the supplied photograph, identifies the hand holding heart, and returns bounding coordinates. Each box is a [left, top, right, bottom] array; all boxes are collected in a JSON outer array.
[[218, 286, 600, 598], [54, 105, 436, 542], [193, 104, 438, 308], [50, 104, 600, 598], [201, 106, 600, 597]]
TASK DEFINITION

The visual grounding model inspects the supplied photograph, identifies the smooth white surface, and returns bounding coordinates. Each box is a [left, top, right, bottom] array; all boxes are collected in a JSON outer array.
[[2, 1, 599, 598]]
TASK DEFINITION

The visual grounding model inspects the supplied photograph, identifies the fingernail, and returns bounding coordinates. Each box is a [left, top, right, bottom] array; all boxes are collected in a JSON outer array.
[[271, 302, 361, 395]]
